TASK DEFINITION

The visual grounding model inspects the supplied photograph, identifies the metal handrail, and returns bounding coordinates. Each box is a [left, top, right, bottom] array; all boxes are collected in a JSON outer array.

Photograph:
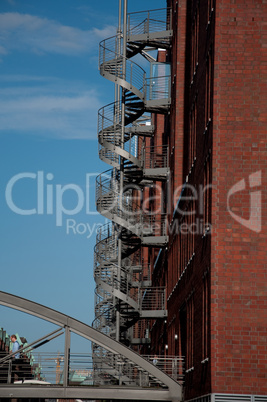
[[127, 8, 172, 35], [143, 355, 184, 383], [94, 261, 163, 310], [96, 174, 169, 236], [99, 35, 146, 98], [142, 144, 169, 169]]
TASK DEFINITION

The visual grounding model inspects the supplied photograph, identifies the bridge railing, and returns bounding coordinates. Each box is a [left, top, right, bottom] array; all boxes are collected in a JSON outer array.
[[143, 355, 185, 383], [92, 350, 185, 386], [0, 351, 184, 387]]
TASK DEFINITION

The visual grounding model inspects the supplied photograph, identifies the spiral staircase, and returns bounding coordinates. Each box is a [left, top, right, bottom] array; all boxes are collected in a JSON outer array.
[[93, 7, 172, 380]]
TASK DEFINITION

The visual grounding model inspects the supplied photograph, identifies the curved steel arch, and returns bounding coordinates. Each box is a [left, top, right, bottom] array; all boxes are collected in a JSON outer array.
[[0, 291, 182, 401]]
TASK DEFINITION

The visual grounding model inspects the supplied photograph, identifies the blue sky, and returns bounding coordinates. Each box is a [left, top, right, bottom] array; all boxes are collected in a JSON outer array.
[[0, 0, 165, 351]]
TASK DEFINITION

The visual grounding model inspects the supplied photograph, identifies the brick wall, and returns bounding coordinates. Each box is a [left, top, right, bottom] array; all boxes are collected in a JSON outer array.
[[211, 0, 267, 394], [163, 0, 214, 399], [150, 0, 266, 399]]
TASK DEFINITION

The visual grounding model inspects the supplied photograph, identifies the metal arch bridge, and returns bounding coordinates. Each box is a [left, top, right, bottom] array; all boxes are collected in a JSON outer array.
[[0, 291, 182, 401]]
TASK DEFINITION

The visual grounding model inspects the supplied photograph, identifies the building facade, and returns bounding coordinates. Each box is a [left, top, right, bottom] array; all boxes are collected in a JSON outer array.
[[93, 0, 266, 400]]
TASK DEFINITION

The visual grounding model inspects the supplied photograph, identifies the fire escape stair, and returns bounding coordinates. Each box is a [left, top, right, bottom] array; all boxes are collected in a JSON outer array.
[[95, 267, 167, 324], [94, 8, 172, 346], [95, 188, 168, 247]]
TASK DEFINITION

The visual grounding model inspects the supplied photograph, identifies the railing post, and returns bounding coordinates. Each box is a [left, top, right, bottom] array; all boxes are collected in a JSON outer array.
[[141, 145, 145, 169], [7, 359, 11, 384], [99, 178, 102, 209], [172, 357, 178, 381], [143, 71, 146, 101], [63, 326, 70, 387], [147, 11, 150, 35], [166, 145, 169, 168], [126, 271, 129, 299], [127, 14, 130, 37], [102, 110, 104, 139], [118, 361, 123, 385], [169, 7, 172, 31]]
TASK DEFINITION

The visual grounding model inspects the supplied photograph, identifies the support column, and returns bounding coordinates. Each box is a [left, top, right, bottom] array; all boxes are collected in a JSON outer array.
[[116, 0, 128, 342]]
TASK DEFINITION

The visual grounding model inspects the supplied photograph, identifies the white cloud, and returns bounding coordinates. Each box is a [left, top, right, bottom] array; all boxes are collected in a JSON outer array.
[[0, 77, 102, 140], [0, 74, 56, 83], [0, 12, 116, 56]]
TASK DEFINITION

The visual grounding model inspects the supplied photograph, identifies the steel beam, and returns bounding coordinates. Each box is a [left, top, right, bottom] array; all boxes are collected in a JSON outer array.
[[0, 385, 174, 400]]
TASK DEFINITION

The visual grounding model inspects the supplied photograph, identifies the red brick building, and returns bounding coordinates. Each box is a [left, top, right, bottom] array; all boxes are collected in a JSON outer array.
[[150, 0, 266, 400], [94, 0, 266, 400]]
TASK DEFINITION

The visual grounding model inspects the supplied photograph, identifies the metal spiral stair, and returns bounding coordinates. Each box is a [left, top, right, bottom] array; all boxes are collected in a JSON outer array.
[[93, 222, 140, 338], [94, 256, 167, 327], [94, 7, 172, 354], [98, 25, 172, 180], [93, 222, 167, 339]]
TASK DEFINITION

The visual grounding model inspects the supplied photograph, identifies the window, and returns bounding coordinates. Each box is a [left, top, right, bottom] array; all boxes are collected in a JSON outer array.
[[190, 2, 199, 81], [186, 294, 194, 370], [203, 153, 212, 234], [180, 217, 186, 273], [177, 197, 196, 279], [189, 199, 195, 258], [205, 47, 213, 132], [189, 98, 197, 170], [202, 271, 210, 361], [207, 0, 215, 27]]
